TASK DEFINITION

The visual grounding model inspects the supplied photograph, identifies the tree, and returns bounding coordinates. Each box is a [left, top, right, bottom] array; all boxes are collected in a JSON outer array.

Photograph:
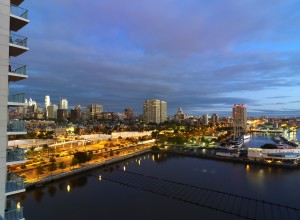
[[36, 166, 45, 179], [42, 144, 49, 157], [48, 162, 57, 174], [70, 157, 79, 169], [49, 157, 56, 163], [109, 149, 114, 157], [59, 162, 66, 172], [73, 152, 90, 164]]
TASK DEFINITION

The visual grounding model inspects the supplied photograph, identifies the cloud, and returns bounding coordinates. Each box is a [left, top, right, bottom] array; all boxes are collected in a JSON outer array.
[[11, 0, 300, 117]]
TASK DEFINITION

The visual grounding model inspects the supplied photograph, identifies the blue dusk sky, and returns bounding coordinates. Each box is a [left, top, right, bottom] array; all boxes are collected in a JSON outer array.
[[12, 0, 300, 117]]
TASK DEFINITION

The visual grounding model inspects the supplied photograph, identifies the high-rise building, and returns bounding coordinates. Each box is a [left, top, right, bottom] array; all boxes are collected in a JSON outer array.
[[57, 109, 68, 121], [174, 106, 187, 121], [143, 99, 167, 124], [202, 114, 209, 125], [70, 105, 82, 122], [124, 108, 133, 119], [59, 98, 68, 110], [44, 95, 50, 117], [47, 104, 58, 119], [86, 104, 103, 120], [232, 104, 247, 138], [211, 113, 219, 124], [0, 0, 29, 218]]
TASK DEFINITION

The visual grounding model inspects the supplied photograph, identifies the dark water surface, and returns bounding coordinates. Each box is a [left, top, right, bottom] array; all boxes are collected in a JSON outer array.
[[12, 148, 300, 220]]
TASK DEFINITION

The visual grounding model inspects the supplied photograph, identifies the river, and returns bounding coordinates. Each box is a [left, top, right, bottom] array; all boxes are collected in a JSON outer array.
[[11, 130, 300, 219]]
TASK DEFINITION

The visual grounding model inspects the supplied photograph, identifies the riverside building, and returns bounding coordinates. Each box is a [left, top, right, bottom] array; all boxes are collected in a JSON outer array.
[[143, 99, 167, 124], [232, 104, 247, 139], [0, 0, 29, 218]]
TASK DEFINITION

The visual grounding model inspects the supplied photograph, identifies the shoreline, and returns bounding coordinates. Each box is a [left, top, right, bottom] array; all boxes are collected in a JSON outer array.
[[160, 149, 300, 169], [25, 149, 151, 190], [25, 146, 300, 190]]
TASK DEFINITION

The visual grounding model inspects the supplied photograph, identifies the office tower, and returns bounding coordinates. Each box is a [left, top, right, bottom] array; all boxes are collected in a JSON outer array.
[[70, 105, 82, 122], [0, 0, 29, 218], [44, 95, 50, 117], [143, 99, 167, 124], [86, 104, 103, 120], [59, 98, 68, 110], [44, 95, 50, 110], [211, 113, 219, 123], [232, 104, 247, 138], [124, 108, 133, 119], [202, 114, 209, 125], [57, 109, 68, 121], [47, 104, 58, 119]]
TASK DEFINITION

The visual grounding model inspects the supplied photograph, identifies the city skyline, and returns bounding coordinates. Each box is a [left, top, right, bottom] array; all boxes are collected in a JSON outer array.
[[11, 0, 300, 117]]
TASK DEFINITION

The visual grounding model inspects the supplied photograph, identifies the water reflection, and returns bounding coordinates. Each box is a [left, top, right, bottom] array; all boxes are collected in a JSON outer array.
[[58, 182, 66, 191], [69, 176, 88, 189], [47, 185, 57, 197], [33, 189, 44, 202]]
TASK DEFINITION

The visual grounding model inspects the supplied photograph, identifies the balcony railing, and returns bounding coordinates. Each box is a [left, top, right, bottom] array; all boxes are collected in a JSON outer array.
[[7, 120, 26, 133], [5, 200, 24, 220], [10, 5, 28, 19], [9, 33, 27, 48], [9, 63, 27, 75], [8, 93, 25, 103], [7, 148, 25, 163], [6, 173, 25, 194]]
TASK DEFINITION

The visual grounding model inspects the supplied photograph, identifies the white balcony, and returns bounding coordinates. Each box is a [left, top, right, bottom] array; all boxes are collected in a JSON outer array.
[[8, 93, 26, 107], [10, 5, 29, 31], [6, 173, 25, 196], [4, 200, 24, 220], [7, 120, 27, 135], [8, 63, 28, 82], [9, 33, 28, 57], [6, 147, 26, 165]]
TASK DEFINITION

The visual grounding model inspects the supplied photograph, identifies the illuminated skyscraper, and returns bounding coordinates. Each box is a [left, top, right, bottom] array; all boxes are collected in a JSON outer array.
[[232, 104, 247, 138], [45, 95, 50, 117], [59, 98, 68, 110], [143, 99, 167, 124]]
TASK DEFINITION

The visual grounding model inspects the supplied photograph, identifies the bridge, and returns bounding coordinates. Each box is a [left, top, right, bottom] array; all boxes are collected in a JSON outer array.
[[97, 169, 300, 220]]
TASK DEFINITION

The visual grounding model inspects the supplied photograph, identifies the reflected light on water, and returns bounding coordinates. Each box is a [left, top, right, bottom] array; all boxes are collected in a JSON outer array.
[[152, 155, 155, 161], [138, 160, 141, 166], [246, 165, 250, 172], [17, 202, 20, 209], [67, 185, 71, 193], [123, 166, 126, 171], [99, 175, 102, 181]]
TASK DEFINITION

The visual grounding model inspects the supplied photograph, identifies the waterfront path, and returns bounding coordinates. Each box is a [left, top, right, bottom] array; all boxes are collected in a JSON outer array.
[[26, 149, 150, 189]]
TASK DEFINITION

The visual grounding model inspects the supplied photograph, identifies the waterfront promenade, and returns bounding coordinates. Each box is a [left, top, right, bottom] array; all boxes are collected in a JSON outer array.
[[26, 148, 151, 189]]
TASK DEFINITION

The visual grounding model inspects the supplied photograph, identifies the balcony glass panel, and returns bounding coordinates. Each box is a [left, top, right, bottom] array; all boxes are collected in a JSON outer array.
[[9, 63, 27, 75], [6, 173, 25, 194], [7, 148, 25, 163], [8, 93, 25, 103], [5, 200, 24, 220], [10, 5, 28, 19], [7, 120, 26, 133], [9, 33, 27, 48]]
